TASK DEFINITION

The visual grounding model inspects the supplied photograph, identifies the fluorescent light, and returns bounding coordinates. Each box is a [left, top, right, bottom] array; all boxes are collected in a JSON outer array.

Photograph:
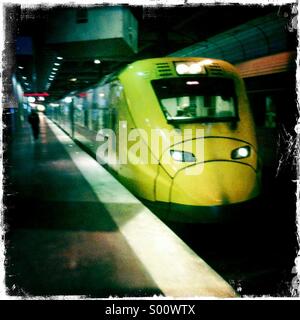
[[18, 66, 24, 69], [56, 56, 63, 60], [52, 68, 58, 71], [28, 96, 36, 103], [64, 97, 72, 103], [37, 105, 46, 112], [94, 59, 101, 64], [54, 62, 60, 66]]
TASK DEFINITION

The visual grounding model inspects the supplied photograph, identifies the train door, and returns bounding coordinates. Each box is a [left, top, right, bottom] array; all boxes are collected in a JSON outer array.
[[106, 81, 123, 170], [108, 81, 120, 131], [74, 96, 85, 128]]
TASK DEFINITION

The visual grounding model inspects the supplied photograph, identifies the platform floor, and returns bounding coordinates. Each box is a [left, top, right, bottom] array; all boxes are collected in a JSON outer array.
[[4, 115, 160, 297], [3, 113, 235, 298]]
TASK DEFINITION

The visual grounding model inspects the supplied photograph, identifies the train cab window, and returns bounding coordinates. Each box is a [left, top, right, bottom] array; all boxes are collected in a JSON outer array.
[[152, 77, 238, 123]]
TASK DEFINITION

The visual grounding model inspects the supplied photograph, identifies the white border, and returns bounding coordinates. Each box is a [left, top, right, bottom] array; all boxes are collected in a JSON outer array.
[[0, 0, 299, 300]]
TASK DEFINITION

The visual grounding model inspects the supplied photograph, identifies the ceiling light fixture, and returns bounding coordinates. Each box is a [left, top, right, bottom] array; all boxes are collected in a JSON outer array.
[[94, 59, 101, 64], [56, 56, 63, 60], [64, 97, 72, 103], [28, 96, 36, 103]]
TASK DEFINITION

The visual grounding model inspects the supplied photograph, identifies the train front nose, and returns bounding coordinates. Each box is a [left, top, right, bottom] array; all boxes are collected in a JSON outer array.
[[170, 161, 259, 207], [157, 137, 260, 221]]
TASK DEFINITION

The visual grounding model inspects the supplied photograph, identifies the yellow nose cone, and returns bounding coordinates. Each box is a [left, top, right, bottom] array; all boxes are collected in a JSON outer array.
[[171, 161, 259, 206]]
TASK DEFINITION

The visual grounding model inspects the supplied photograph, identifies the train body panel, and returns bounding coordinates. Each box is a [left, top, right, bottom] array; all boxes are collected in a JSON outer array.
[[171, 162, 259, 206], [47, 57, 261, 223]]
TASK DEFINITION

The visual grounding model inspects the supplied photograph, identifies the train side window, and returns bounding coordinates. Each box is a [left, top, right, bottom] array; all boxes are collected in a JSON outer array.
[[91, 85, 110, 131], [90, 88, 101, 132], [74, 96, 85, 127], [107, 82, 123, 131]]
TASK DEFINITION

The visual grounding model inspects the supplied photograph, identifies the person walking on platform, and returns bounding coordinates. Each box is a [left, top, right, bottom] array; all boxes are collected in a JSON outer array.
[[28, 110, 40, 140]]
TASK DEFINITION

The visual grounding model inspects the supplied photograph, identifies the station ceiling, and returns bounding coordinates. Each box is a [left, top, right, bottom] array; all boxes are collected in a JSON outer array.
[[6, 4, 295, 102]]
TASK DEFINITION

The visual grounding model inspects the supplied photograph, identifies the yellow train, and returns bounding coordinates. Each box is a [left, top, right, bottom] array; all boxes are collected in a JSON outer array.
[[48, 57, 261, 222]]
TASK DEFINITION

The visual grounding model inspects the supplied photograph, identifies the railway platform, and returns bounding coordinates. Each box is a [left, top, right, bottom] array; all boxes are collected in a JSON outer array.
[[3, 112, 236, 298]]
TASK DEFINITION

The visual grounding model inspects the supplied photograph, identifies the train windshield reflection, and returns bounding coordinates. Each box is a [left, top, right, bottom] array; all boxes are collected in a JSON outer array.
[[151, 77, 238, 123]]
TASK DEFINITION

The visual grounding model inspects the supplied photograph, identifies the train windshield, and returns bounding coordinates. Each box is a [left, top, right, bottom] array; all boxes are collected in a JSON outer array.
[[151, 77, 238, 123]]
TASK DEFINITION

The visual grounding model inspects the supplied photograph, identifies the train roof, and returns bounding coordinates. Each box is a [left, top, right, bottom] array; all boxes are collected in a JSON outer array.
[[58, 57, 237, 100]]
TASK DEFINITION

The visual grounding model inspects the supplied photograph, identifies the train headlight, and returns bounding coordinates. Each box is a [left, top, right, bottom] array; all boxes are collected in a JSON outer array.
[[170, 150, 196, 162], [175, 62, 207, 75], [231, 146, 251, 159]]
